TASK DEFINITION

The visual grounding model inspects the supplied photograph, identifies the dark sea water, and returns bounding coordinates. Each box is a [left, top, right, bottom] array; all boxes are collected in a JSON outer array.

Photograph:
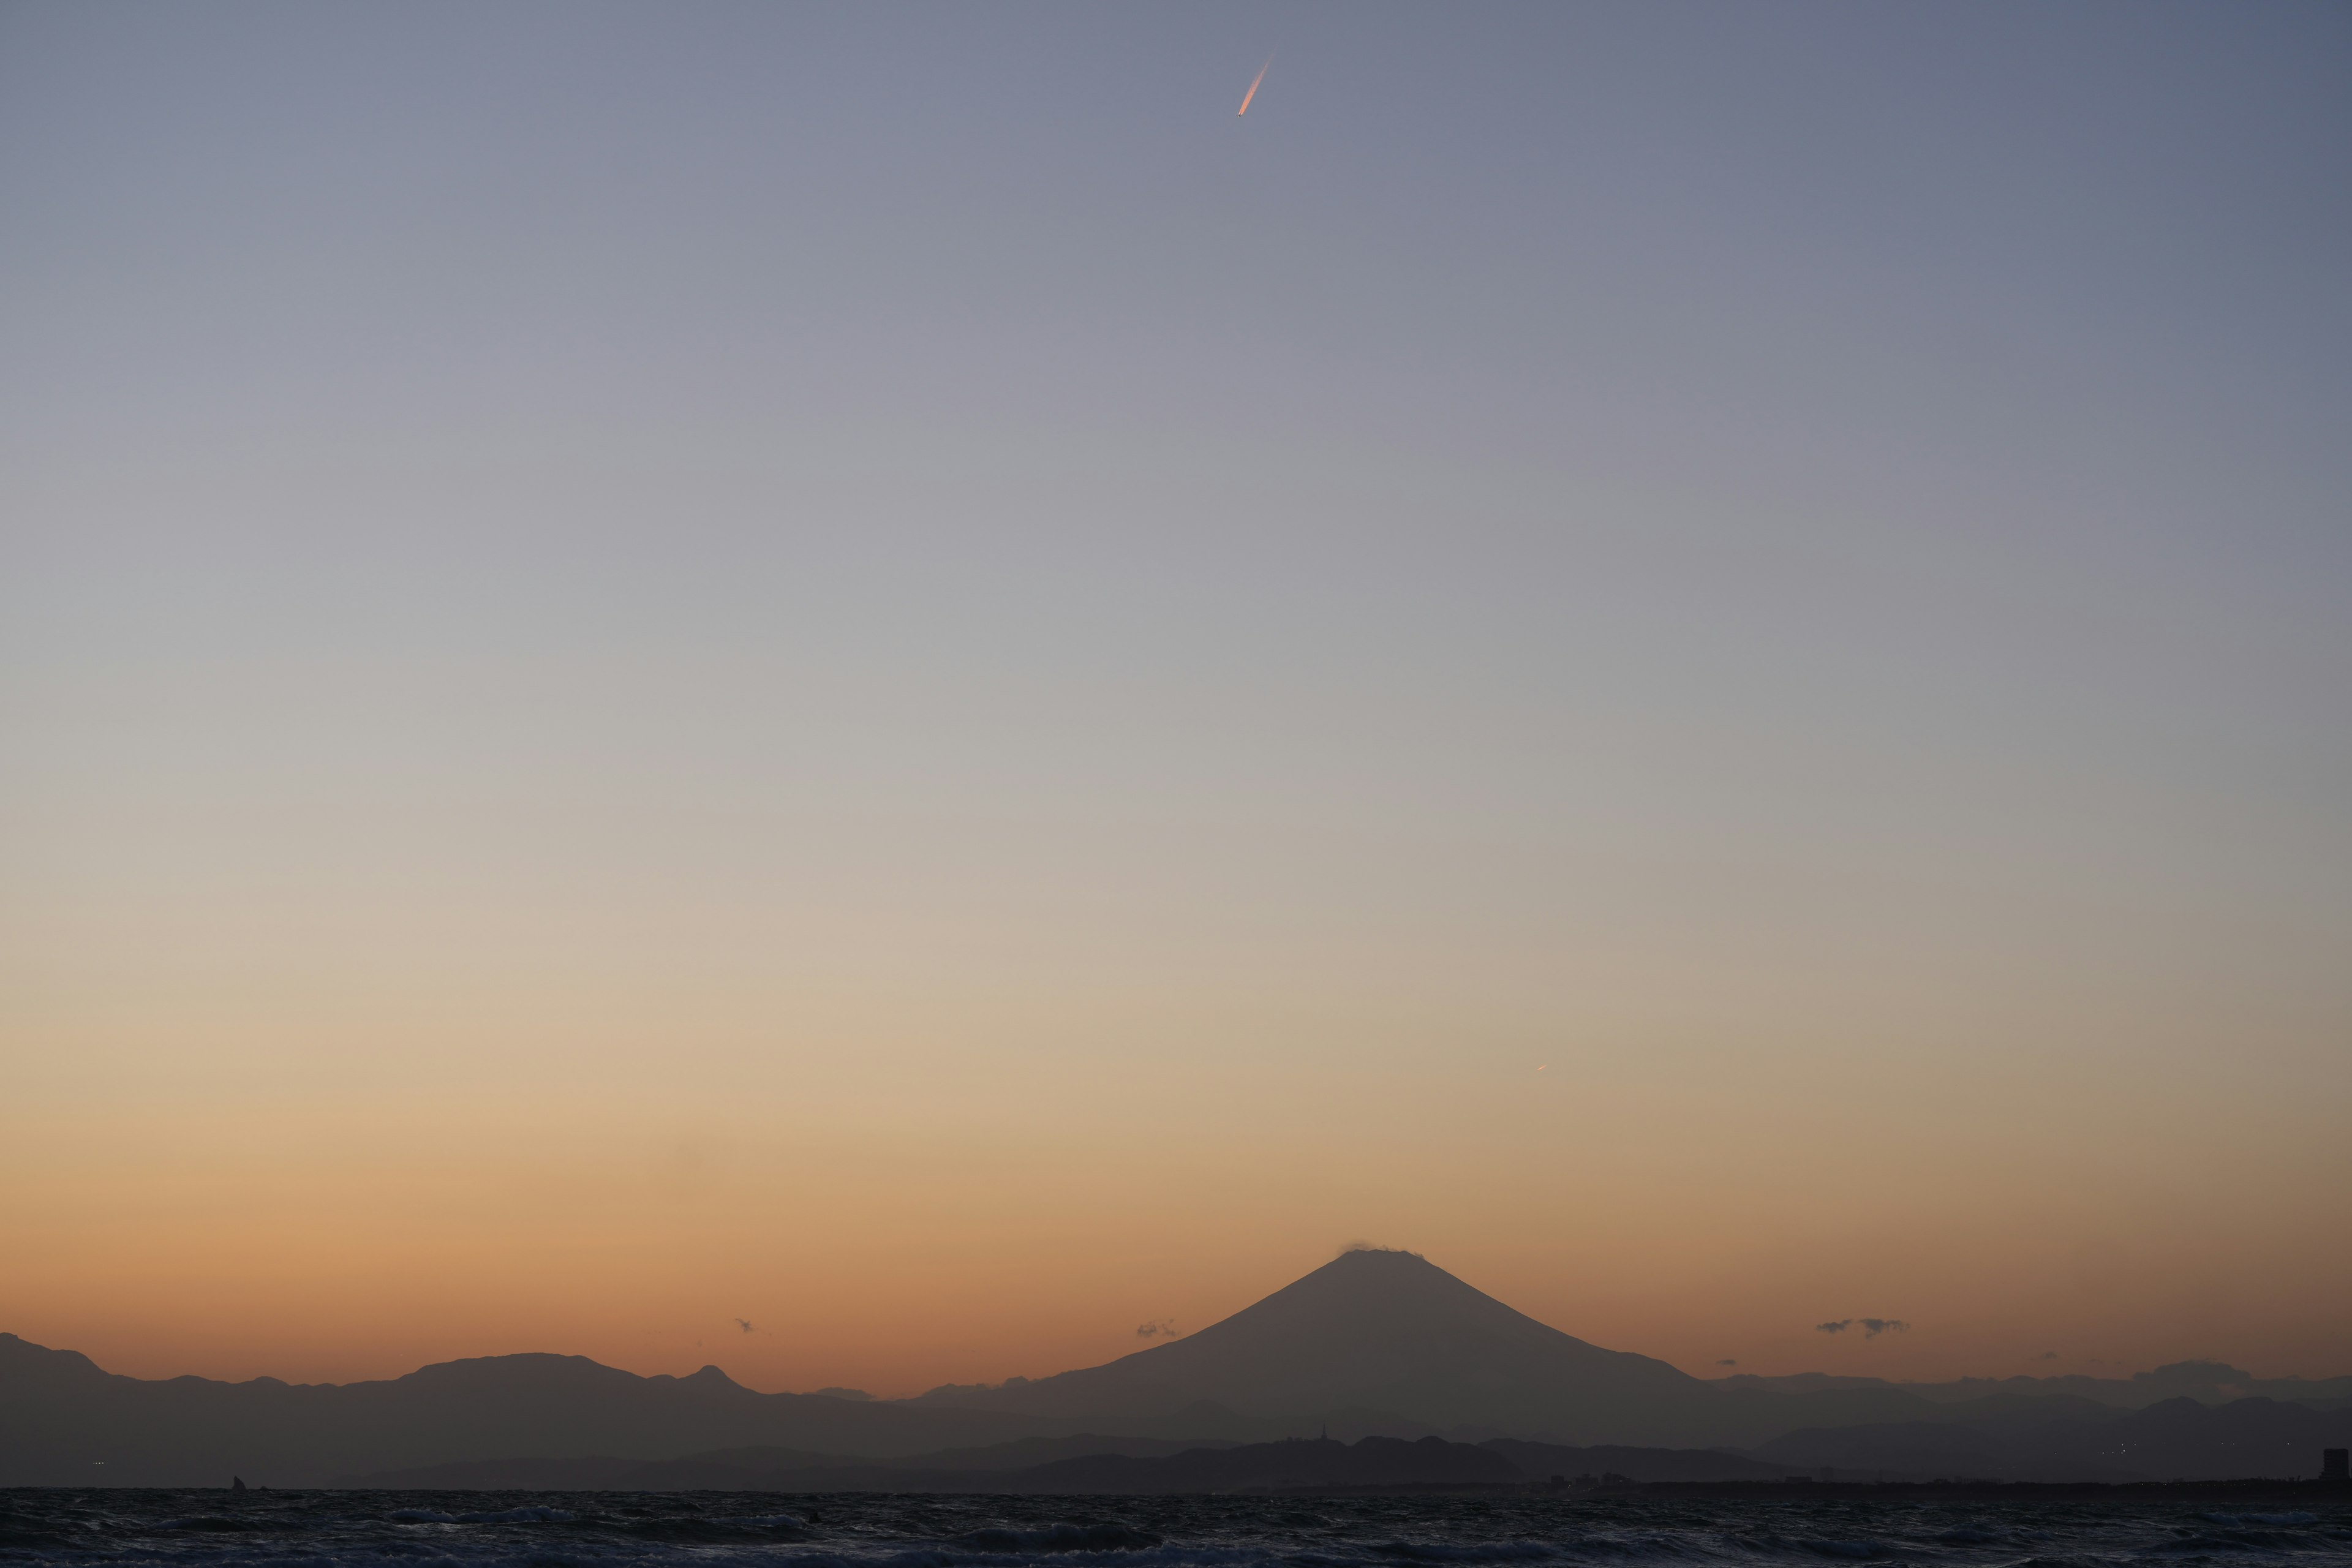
[[6, 1490, 2351, 1568]]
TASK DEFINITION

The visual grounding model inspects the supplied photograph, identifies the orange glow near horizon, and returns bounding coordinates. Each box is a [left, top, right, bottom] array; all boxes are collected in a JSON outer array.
[[7, 722, 2346, 1392], [6, 963, 2347, 1395]]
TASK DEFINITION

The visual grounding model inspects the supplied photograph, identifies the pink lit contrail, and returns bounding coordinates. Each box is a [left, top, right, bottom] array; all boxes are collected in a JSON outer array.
[[1237, 53, 1273, 116]]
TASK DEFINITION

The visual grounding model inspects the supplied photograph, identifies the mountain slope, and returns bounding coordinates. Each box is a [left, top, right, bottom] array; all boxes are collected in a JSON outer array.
[[911, 1248, 1720, 1444], [901, 1249, 2083, 1448]]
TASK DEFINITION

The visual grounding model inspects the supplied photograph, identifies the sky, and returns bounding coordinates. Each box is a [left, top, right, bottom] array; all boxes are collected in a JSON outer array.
[[2, 1, 2348, 1398]]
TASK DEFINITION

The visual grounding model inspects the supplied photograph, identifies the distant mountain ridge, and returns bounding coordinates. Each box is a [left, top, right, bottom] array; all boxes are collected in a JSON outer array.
[[7, 1248, 2346, 1486], [0, 1335, 1072, 1487]]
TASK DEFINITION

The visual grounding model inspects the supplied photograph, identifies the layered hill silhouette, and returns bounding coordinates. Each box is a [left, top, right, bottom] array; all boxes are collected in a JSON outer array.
[[345, 1434, 1786, 1493], [1752, 1395, 2352, 1483], [0, 1336, 1067, 1487], [7, 1247, 2345, 1487], [336, 1403, 2352, 1490], [1722, 1362, 2352, 1411]]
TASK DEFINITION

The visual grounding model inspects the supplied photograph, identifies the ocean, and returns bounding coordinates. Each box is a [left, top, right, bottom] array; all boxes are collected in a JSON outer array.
[[5, 1489, 2350, 1568]]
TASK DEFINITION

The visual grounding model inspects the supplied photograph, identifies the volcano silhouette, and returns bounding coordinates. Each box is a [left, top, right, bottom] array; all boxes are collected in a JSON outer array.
[[914, 1248, 1719, 1444], [0, 1250, 1961, 1482]]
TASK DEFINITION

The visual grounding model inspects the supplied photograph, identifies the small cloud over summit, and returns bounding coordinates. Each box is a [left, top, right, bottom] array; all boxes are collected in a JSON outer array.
[[1816, 1318, 1909, 1339], [1717, 1358, 1737, 1366], [2037, 1351, 2060, 1360], [1136, 1319, 1178, 1340]]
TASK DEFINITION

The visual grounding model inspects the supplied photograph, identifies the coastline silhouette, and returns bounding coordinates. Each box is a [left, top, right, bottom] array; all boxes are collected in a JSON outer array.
[[7, 1251, 2346, 1488]]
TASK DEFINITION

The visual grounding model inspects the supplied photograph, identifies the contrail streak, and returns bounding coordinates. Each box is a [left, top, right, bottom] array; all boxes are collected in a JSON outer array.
[[1237, 53, 1273, 116]]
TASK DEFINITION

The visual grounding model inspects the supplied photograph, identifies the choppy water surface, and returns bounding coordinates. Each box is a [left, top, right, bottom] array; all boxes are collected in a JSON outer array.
[[5, 1490, 2350, 1568]]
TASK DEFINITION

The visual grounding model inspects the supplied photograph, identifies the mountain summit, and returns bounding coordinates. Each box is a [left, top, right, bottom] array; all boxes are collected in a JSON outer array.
[[914, 1248, 1716, 1444]]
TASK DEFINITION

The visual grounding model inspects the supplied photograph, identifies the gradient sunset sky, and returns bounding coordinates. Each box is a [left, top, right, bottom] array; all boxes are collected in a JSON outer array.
[[3, 2, 2348, 1398]]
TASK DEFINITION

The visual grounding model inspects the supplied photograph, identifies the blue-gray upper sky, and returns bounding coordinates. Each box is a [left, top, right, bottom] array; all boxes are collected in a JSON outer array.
[[2, 2, 2348, 1388]]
